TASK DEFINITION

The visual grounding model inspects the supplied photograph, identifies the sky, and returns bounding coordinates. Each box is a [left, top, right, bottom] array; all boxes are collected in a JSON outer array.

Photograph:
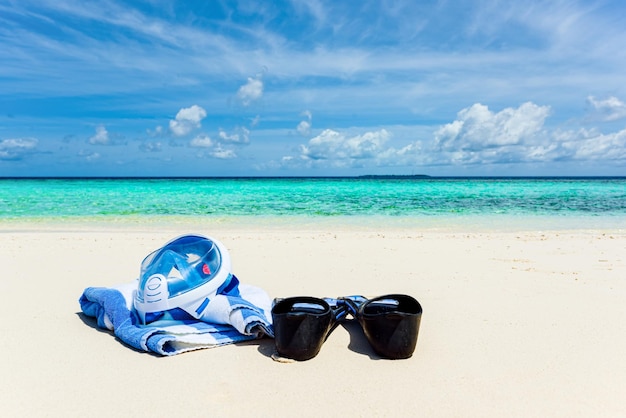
[[1, 0, 626, 177]]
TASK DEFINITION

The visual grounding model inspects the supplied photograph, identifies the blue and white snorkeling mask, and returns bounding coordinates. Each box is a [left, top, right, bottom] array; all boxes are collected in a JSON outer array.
[[133, 234, 234, 324]]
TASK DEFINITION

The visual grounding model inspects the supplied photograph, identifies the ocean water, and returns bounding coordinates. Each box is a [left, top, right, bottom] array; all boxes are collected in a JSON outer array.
[[1, 177, 625, 230]]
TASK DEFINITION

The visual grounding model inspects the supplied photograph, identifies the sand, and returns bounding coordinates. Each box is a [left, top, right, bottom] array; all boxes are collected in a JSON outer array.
[[1, 221, 625, 417]]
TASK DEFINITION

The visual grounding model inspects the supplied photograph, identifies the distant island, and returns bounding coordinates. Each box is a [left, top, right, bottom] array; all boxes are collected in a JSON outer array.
[[358, 174, 431, 179]]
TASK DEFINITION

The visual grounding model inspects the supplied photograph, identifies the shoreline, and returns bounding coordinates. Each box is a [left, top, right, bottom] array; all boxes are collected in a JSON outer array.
[[2, 212, 625, 234]]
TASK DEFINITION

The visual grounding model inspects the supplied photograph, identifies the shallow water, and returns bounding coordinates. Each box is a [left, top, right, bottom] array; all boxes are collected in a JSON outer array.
[[1, 177, 625, 231]]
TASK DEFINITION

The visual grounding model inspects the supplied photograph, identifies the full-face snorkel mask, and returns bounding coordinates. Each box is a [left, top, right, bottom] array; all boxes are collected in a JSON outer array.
[[133, 234, 234, 324]]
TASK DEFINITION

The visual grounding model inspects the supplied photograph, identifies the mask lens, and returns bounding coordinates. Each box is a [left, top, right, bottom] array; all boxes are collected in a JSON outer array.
[[137, 235, 223, 302]]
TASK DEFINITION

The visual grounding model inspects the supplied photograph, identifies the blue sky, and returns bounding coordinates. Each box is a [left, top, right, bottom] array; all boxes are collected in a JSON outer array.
[[1, 0, 626, 177]]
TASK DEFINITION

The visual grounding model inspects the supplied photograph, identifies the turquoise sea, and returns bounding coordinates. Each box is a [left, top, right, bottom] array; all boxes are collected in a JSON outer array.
[[1, 177, 625, 230]]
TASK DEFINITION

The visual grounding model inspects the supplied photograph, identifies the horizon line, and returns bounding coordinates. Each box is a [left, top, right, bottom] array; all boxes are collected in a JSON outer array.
[[2, 175, 625, 180]]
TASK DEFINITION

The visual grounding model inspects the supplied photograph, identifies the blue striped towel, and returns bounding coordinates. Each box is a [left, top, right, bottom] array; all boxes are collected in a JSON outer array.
[[79, 278, 273, 356]]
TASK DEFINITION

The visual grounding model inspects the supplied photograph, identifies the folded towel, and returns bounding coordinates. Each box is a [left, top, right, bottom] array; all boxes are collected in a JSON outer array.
[[79, 278, 274, 356]]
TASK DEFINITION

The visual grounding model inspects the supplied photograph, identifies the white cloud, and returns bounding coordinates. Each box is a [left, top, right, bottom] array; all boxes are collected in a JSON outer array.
[[375, 141, 424, 167], [297, 120, 311, 136], [297, 110, 313, 136], [190, 134, 213, 148], [211, 145, 237, 159], [0, 137, 38, 160], [78, 149, 101, 161], [139, 141, 162, 152], [218, 127, 250, 144], [147, 126, 165, 137], [169, 105, 207, 136], [189, 137, 238, 159], [556, 127, 626, 161], [89, 125, 110, 145], [435, 102, 551, 151], [279, 99, 626, 171], [86, 152, 101, 161], [414, 101, 555, 166], [428, 101, 626, 166], [587, 96, 626, 121], [237, 77, 263, 106], [301, 128, 391, 160]]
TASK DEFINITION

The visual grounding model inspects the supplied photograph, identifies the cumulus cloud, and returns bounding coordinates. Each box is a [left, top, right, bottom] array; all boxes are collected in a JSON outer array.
[[0, 138, 38, 160], [169, 105, 207, 136], [211, 145, 237, 159], [89, 125, 110, 145], [218, 127, 250, 144], [78, 149, 100, 161], [301, 129, 391, 160], [177, 113, 252, 158], [139, 141, 162, 152], [190, 134, 213, 148], [297, 110, 313, 136], [435, 102, 550, 151], [237, 77, 263, 106], [147, 126, 165, 137], [587, 96, 626, 122], [429, 101, 626, 166], [188, 133, 240, 159], [555, 127, 626, 161], [279, 100, 626, 171], [297, 120, 311, 136], [372, 141, 425, 167]]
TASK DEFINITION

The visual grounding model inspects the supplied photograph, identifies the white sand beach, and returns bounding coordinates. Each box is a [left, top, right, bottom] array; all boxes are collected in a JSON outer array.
[[1, 222, 625, 417]]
